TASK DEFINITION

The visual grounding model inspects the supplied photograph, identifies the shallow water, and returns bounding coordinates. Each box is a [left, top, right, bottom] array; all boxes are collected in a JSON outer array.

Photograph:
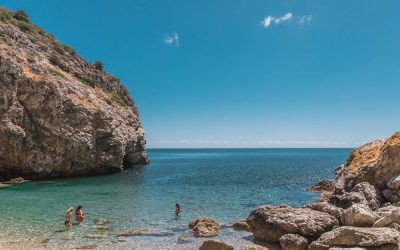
[[0, 148, 351, 249]]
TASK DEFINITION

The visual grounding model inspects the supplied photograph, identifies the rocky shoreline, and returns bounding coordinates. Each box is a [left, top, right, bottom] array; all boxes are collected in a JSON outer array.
[[229, 132, 400, 250], [180, 132, 400, 249]]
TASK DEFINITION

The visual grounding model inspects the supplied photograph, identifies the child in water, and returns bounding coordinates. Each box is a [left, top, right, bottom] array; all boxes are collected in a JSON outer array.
[[65, 207, 73, 229], [175, 203, 181, 216]]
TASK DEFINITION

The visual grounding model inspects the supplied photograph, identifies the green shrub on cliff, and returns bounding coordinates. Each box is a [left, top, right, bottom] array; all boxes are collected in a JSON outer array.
[[18, 21, 34, 32], [110, 92, 127, 107], [0, 9, 12, 22], [27, 56, 35, 63], [49, 54, 70, 72], [48, 67, 64, 78], [94, 60, 104, 71], [64, 45, 76, 55], [14, 10, 29, 22], [53, 41, 65, 54]]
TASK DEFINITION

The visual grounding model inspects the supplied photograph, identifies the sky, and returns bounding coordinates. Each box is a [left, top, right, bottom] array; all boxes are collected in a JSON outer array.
[[2, 0, 400, 148]]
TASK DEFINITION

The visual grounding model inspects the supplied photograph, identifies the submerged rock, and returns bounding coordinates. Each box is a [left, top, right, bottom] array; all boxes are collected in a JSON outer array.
[[117, 229, 161, 237], [73, 245, 97, 249], [189, 217, 220, 237], [246, 205, 338, 242], [232, 219, 252, 231], [199, 240, 233, 250], [0, 7, 147, 180], [177, 235, 192, 244], [94, 218, 110, 225], [83, 233, 109, 238], [308, 226, 400, 250]]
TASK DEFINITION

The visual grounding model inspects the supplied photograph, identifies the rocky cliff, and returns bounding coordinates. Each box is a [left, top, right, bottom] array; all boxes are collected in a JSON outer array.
[[245, 131, 400, 249], [0, 8, 148, 180]]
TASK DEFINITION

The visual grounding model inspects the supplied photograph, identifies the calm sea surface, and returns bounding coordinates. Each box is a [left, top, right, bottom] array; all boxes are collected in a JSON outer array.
[[0, 148, 351, 249]]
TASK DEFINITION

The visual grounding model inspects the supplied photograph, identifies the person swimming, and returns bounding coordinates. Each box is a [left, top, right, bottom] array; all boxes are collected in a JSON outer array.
[[65, 207, 73, 229], [175, 203, 181, 216], [75, 205, 85, 223]]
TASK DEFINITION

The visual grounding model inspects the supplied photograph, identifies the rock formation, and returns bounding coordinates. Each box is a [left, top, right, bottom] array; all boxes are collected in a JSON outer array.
[[189, 217, 220, 237], [0, 8, 147, 180], [246, 205, 338, 242], [199, 240, 233, 250], [308, 227, 400, 250], [246, 131, 400, 249]]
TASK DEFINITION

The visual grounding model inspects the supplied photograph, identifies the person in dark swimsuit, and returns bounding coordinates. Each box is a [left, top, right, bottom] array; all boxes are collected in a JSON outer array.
[[75, 205, 85, 223], [65, 207, 73, 229], [175, 203, 181, 216]]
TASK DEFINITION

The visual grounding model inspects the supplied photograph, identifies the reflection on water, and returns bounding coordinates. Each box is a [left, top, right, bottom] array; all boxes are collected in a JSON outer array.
[[0, 148, 351, 249]]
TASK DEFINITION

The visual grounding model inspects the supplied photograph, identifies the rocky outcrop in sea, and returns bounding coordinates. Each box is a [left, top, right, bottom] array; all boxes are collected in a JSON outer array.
[[0, 8, 147, 180], [245, 131, 400, 249]]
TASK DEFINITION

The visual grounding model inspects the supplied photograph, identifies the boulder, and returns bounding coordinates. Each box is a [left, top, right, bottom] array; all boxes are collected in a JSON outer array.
[[372, 216, 393, 228], [244, 245, 270, 250], [386, 174, 400, 191], [232, 220, 252, 231], [328, 192, 367, 209], [246, 205, 338, 242], [199, 240, 233, 250], [189, 217, 220, 237], [389, 223, 400, 232], [382, 189, 400, 203], [304, 202, 343, 221], [308, 180, 336, 193], [279, 234, 308, 250], [372, 205, 400, 227], [308, 226, 400, 250], [338, 133, 400, 191], [351, 182, 382, 210], [341, 204, 377, 227], [328, 248, 366, 250]]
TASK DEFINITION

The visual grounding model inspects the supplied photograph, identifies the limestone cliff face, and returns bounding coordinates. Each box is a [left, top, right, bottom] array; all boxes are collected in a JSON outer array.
[[338, 132, 400, 191], [0, 8, 147, 180]]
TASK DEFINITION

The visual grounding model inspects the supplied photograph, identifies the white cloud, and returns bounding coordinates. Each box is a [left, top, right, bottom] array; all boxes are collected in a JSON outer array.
[[261, 12, 293, 28], [299, 15, 312, 24], [261, 12, 312, 28], [275, 12, 293, 24], [163, 32, 180, 46], [261, 16, 274, 28]]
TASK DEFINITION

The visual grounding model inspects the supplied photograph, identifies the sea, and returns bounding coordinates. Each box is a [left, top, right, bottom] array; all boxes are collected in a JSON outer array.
[[0, 148, 351, 249]]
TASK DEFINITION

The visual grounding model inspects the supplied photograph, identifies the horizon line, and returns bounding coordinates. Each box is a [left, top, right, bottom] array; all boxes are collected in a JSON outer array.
[[146, 147, 355, 150]]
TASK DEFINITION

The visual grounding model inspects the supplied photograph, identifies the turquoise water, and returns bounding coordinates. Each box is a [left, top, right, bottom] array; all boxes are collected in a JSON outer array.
[[0, 148, 351, 249]]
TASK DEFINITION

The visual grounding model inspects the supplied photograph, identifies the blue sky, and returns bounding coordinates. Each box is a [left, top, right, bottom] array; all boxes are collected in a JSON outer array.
[[3, 0, 400, 148]]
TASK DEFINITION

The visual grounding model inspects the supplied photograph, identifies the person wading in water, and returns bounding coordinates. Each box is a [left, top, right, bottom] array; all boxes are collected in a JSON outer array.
[[175, 203, 181, 216], [75, 205, 85, 223], [65, 207, 73, 229]]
